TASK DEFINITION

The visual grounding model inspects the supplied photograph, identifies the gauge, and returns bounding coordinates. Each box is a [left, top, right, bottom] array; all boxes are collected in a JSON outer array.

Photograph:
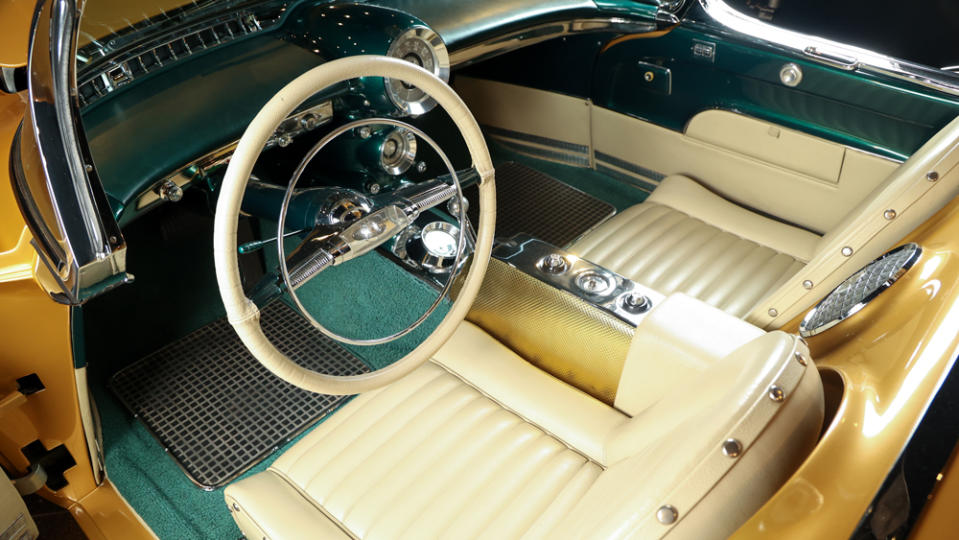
[[386, 27, 450, 116]]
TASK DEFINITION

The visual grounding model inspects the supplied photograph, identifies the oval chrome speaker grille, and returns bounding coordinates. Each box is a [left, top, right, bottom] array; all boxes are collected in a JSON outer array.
[[800, 243, 921, 337]]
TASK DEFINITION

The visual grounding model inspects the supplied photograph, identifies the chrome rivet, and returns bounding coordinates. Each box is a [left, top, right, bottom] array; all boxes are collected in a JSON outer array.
[[416, 160, 428, 173], [768, 385, 785, 402], [656, 505, 678, 525], [883, 209, 897, 220], [232, 502, 239, 511], [927, 171, 940, 182], [357, 126, 372, 139], [795, 351, 808, 366], [722, 438, 743, 458], [802, 279, 814, 289], [644, 71, 655, 82], [84, 164, 94, 173], [841, 246, 854, 257], [779, 63, 803, 87], [767, 308, 778, 318]]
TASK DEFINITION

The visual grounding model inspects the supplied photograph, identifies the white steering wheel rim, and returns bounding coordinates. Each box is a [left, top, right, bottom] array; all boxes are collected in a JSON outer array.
[[213, 55, 496, 395]]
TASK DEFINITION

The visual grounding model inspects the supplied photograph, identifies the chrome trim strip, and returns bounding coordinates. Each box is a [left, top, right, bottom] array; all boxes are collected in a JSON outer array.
[[594, 151, 665, 182], [484, 125, 590, 154], [693, 0, 959, 97], [595, 164, 659, 193], [19, 0, 128, 304], [495, 139, 591, 167], [450, 17, 658, 67]]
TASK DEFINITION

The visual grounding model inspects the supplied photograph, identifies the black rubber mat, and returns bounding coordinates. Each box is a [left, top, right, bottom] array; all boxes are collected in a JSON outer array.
[[466, 161, 616, 247], [110, 301, 368, 489]]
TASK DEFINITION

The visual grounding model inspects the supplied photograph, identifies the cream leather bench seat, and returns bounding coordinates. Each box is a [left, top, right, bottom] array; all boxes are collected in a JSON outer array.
[[226, 295, 824, 539], [571, 175, 820, 319]]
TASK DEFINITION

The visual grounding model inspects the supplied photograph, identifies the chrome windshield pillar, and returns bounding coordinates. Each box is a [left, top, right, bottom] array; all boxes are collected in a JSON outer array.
[[14, 0, 130, 304]]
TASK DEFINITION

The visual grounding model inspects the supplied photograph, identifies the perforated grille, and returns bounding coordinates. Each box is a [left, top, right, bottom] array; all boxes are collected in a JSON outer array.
[[110, 301, 368, 489], [801, 244, 920, 336], [466, 162, 616, 247]]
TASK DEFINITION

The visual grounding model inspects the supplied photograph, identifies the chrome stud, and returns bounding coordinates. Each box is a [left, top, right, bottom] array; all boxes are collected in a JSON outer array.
[[802, 279, 814, 289], [927, 171, 940, 182], [841, 246, 854, 257], [768, 385, 785, 402], [656, 505, 678, 525], [767, 308, 778, 318], [779, 63, 803, 87], [794, 351, 808, 366], [722, 438, 743, 458], [883, 209, 897, 220], [232, 502, 239, 511]]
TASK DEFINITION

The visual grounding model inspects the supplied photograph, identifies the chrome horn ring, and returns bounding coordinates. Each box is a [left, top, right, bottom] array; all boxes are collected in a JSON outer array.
[[277, 117, 467, 346]]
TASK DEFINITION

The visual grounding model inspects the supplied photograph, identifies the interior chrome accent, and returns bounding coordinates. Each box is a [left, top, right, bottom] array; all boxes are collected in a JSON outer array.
[[800, 243, 921, 337], [386, 27, 450, 115], [76, 7, 281, 108], [779, 62, 802, 87], [693, 0, 959, 97], [277, 117, 467, 346], [449, 17, 658, 67], [379, 127, 417, 175], [135, 101, 332, 213], [493, 235, 664, 327], [16, 0, 129, 304]]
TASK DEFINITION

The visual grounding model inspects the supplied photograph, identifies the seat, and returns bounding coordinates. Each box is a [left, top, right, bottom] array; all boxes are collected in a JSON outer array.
[[570, 175, 819, 319], [226, 306, 824, 539]]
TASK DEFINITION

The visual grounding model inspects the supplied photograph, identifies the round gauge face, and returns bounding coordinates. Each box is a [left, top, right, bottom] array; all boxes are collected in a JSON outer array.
[[386, 27, 449, 116], [422, 226, 458, 257]]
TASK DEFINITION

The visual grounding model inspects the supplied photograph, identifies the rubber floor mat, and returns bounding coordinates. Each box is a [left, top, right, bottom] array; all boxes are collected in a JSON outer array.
[[466, 161, 616, 247], [110, 301, 368, 489]]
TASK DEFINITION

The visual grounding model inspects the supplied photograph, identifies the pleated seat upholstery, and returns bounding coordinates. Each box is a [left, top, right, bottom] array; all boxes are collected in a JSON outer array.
[[571, 175, 820, 318], [226, 318, 824, 540]]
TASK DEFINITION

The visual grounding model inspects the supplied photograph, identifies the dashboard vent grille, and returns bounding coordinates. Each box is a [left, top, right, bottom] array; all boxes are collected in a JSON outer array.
[[77, 9, 280, 108]]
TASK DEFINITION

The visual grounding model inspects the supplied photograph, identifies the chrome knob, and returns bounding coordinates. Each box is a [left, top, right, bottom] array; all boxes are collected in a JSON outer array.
[[300, 113, 319, 130], [621, 292, 651, 313], [157, 179, 183, 202], [539, 254, 569, 274], [447, 195, 469, 217]]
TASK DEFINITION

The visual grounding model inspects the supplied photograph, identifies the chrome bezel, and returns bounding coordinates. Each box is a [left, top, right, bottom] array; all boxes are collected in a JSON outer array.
[[379, 127, 418, 175], [385, 26, 450, 116], [799, 243, 922, 337]]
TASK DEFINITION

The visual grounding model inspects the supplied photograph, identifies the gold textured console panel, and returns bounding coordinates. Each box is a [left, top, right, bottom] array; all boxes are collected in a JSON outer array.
[[465, 258, 634, 404]]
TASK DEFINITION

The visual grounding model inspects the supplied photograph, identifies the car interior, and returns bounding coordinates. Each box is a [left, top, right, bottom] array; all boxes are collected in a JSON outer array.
[[55, 0, 959, 537]]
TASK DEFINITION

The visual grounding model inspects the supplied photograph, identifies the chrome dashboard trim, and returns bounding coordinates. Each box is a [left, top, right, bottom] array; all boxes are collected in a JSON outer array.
[[134, 101, 332, 213], [693, 0, 959, 97], [450, 17, 658, 67]]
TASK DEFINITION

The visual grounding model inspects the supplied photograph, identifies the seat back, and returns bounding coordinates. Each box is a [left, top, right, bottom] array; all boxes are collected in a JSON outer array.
[[552, 319, 824, 539]]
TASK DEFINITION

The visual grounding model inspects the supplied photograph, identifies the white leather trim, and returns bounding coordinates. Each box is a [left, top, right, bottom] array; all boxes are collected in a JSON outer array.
[[556, 332, 823, 539], [453, 76, 591, 148], [648, 175, 820, 262], [570, 197, 805, 319], [686, 109, 845, 184], [615, 293, 764, 416], [750, 114, 959, 327], [591, 105, 896, 233], [431, 322, 627, 464]]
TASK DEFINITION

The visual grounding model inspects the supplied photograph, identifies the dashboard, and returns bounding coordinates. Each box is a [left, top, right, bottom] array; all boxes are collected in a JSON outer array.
[[79, 0, 621, 226]]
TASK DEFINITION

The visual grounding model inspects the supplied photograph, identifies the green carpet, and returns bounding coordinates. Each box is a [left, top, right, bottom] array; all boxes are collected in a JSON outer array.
[[94, 250, 449, 539]]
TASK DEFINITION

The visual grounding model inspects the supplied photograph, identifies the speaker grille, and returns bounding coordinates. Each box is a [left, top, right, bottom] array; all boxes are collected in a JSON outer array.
[[800, 243, 921, 337]]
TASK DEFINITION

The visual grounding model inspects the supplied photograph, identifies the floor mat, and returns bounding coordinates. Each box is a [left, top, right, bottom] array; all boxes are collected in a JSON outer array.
[[466, 161, 616, 247], [110, 300, 368, 489]]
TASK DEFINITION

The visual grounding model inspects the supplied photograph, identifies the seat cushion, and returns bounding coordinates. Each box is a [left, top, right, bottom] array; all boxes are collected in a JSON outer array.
[[226, 323, 616, 540], [226, 319, 823, 540], [571, 176, 816, 318]]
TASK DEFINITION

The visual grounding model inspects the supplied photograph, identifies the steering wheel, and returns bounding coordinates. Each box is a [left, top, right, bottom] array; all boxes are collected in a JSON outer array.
[[213, 55, 495, 395]]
